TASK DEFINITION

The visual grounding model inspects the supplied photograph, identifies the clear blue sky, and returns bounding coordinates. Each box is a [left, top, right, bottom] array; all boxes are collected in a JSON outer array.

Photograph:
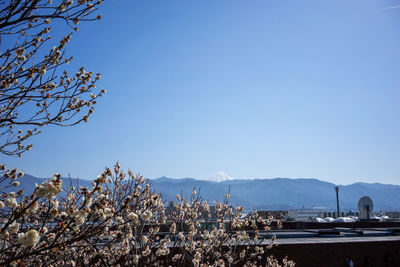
[[2, 0, 400, 185]]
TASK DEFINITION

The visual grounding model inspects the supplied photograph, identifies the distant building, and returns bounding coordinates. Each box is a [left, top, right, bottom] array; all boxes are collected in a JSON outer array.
[[288, 210, 322, 221], [287, 210, 358, 221], [165, 201, 176, 217], [322, 211, 347, 219], [386, 211, 400, 219], [256, 210, 288, 220]]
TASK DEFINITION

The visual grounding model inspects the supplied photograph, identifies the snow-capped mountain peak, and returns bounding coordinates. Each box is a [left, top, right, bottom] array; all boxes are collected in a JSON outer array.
[[202, 171, 234, 182]]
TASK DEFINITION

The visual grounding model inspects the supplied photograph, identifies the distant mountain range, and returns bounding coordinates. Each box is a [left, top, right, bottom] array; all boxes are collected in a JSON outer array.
[[2, 174, 400, 211], [150, 177, 400, 211]]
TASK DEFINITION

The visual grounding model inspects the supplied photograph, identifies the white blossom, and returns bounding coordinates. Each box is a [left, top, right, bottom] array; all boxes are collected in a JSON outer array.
[[127, 212, 138, 222], [140, 210, 152, 221], [8, 221, 19, 234], [17, 229, 40, 247], [35, 175, 62, 199], [4, 197, 18, 208]]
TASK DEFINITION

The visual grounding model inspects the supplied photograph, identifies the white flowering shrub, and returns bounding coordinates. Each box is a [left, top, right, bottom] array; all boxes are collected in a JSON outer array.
[[0, 1, 296, 266], [0, 163, 295, 266], [0, 0, 106, 156]]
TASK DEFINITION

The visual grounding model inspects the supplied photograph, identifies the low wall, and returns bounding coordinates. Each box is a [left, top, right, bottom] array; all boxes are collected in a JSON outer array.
[[268, 238, 400, 267]]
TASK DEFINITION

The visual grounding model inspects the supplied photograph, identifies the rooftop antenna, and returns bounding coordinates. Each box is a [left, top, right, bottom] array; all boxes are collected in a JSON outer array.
[[358, 196, 373, 220], [334, 186, 340, 218]]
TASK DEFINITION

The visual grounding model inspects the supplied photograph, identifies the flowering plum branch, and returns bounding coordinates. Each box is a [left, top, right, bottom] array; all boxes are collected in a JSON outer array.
[[0, 0, 105, 156], [0, 163, 295, 266]]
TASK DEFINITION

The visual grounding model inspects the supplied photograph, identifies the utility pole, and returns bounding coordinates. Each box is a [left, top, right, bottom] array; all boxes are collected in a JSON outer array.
[[335, 186, 340, 218]]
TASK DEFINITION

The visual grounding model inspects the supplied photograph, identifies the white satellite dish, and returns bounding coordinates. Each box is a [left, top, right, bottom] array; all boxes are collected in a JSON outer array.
[[358, 196, 373, 220]]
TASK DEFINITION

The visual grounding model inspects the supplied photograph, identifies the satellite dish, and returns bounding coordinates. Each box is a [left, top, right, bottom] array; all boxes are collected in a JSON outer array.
[[358, 196, 373, 220]]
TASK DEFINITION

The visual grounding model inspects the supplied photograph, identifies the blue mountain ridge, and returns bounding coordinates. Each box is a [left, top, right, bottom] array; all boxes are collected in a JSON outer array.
[[149, 177, 400, 211], [2, 174, 399, 210]]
